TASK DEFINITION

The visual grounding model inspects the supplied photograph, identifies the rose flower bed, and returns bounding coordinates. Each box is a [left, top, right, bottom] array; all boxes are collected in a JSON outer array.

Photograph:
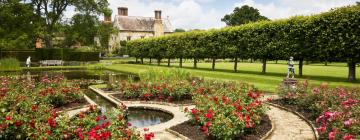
[[114, 80, 197, 103], [175, 82, 269, 140], [0, 76, 140, 139], [111, 68, 200, 103], [275, 81, 359, 140]]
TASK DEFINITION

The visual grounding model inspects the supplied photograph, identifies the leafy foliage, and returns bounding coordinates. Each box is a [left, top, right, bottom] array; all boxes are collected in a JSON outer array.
[[221, 5, 269, 26], [127, 5, 360, 81]]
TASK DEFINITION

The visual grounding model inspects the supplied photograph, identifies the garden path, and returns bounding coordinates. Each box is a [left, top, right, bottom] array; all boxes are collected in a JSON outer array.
[[263, 95, 316, 140]]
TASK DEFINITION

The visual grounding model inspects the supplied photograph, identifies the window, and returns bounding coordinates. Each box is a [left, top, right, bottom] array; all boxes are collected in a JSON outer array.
[[127, 36, 131, 41]]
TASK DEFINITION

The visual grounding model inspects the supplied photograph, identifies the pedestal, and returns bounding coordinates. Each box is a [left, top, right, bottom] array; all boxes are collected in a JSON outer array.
[[283, 78, 298, 86]]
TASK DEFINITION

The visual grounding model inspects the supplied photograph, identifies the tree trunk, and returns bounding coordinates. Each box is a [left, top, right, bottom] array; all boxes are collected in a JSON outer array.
[[325, 60, 328, 66], [194, 58, 197, 68], [275, 60, 278, 64], [167, 58, 171, 67], [179, 57, 183, 68], [250, 58, 253, 63], [348, 61, 356, 82], [44, 35, 52, 48], [135, 58, 138, 63], [299, 58, 304, 77], [262, 59, 267, 74], [234, 57, 238, 72], [241, 58, 244, 62], [157, 59, 161, 66], [212, 58, 216, 70], [141, 58, 144, 64], [150, 58, 152, 64]]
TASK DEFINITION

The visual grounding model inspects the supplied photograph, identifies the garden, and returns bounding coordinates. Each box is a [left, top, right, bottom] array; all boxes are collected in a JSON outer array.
[[0, 3, 359, 140]]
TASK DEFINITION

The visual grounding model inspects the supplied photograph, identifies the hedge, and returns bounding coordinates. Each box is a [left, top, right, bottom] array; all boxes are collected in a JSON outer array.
[[125, 5, 360, 82], [0, 48, 99, 62]]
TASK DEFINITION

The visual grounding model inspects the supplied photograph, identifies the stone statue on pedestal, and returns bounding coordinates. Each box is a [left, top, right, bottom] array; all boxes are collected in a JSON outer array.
[[287, 56, 295, 78], [284, 56, 297, 86]]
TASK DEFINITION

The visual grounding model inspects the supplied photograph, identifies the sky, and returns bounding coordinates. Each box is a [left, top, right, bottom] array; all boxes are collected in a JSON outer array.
[[65, 0, 358, 30]]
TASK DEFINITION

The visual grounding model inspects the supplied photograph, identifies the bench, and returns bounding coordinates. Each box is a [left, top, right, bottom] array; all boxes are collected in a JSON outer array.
[[40, 60, 64, 66]]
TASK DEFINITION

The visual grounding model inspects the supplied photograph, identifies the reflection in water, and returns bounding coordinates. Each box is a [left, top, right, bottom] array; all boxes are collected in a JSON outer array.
[[127, 108, 173, 128]]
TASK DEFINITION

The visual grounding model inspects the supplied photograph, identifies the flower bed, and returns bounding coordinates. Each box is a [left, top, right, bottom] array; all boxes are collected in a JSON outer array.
[[275, 81, 359, 140], [183, 82, 268, 139], [113, 79, 201, 103], [0, 76, 140, 139]]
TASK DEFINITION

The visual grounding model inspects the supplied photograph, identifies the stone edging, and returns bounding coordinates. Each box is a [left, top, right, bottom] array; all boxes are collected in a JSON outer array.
[[266, 102, 319, 140], [260, 114, 275, 140]]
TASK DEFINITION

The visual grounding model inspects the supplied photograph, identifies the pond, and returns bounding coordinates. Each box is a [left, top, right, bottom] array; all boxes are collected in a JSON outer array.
[[127, 107, 174, 128]]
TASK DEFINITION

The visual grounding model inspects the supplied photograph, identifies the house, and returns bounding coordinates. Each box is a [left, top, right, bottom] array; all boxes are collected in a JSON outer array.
[[107, 7, 173, 52]]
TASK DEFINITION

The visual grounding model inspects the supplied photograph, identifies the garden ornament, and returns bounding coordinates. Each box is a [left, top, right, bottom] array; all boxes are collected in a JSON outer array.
[[287, 56, 295, 78]]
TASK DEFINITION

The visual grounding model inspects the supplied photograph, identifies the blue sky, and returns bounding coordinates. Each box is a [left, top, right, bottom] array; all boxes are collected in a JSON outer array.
[[65, 0, 358, 30]]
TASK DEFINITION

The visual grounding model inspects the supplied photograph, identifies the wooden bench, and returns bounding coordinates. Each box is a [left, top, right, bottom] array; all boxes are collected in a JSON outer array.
[[40, 60, 64, 66]]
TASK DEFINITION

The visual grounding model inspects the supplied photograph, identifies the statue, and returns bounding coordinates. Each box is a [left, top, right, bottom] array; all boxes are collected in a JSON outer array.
[[287, 56, 295, 78], [26, 56, 31, 68]]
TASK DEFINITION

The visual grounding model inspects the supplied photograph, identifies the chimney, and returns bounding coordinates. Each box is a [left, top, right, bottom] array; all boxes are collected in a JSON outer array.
[[118, 7, 128, 16], [155, 10, 162, 20]]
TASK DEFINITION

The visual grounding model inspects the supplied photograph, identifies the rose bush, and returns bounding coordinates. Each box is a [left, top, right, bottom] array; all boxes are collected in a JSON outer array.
[[0, 76, 140, 140], [116, 80, 198, 101], [186, 82, 267, 139], [278, 81, 360, 140]]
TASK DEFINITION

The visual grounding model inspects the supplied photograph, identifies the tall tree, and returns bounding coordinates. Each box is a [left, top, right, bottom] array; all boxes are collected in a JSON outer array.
[[0, 0, 41, 49], [63, 14, 99, 47], [174, 28, 186, 32], [222, 5, 268, 26], [31, 0, 109, 48]]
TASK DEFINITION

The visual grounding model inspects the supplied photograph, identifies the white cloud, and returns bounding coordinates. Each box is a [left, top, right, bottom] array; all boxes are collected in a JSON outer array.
[[234, 0, 358, 20], [107, 0, 224, 30]]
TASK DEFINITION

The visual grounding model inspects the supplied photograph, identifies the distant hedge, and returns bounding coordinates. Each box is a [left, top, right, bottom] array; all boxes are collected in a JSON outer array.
[[126, 5, 360, 81], [0, 48, 99, 62]]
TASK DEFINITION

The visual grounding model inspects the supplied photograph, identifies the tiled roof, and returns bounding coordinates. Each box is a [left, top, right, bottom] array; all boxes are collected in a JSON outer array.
[[115, 16, 173, 32]]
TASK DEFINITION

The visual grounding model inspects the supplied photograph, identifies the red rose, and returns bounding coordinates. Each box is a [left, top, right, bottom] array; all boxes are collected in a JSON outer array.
[[5, 116, 11, 120], [15, 121, 23, 127], [95, 116, 101, 122]]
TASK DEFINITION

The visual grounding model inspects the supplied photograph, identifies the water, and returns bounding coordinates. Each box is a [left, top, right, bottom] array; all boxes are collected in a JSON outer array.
[[83, 89, 116, 111], [127, 107, 173, 128]]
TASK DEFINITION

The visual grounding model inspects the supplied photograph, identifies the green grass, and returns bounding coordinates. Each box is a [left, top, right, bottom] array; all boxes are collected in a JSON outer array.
[[0, 58, 21, 71], [98, 61, 360, 93]]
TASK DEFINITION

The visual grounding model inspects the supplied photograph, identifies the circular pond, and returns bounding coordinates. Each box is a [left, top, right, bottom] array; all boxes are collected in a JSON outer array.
[[127, 107, 173, 128]]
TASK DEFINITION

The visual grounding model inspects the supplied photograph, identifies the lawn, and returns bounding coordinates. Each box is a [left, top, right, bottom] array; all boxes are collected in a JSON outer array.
[[98, 60, 360, 93]]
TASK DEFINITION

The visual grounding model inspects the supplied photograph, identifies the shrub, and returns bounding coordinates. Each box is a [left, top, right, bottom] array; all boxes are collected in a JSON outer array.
[[139, 68, 191, 82], [186, 82, 267, 139], [278, 81, 360, 139], [0, 58, 20, 71]]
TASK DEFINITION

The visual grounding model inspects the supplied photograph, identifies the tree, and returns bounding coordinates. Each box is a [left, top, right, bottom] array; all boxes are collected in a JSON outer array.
[[31, 0, 109, 48], [63, 14, 99, 47], [222, 5, 268, 26], [97, 22, 117, 53], [174, 28, 186, 32], [0, 0, 41, 49]]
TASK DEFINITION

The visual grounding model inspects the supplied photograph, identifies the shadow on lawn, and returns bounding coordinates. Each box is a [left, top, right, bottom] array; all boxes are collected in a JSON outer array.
[[136, 64, 360, 84]]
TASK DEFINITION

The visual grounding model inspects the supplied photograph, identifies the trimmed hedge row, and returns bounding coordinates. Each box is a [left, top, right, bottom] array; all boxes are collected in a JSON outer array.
[[126, 5, 360, 81], [0, 48, 99, 62]]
